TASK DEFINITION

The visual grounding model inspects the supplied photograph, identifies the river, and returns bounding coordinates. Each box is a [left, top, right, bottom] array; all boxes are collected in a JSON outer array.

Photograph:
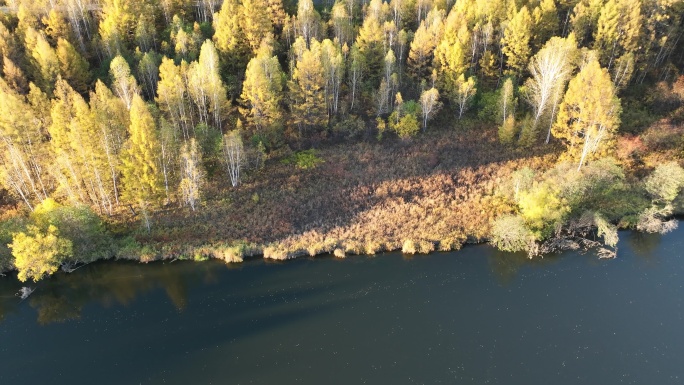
[[1, 228, 683, 384]]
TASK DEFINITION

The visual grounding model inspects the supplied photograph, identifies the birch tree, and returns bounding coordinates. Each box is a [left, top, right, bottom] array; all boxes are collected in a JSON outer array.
[[64, 0, 94, 52], [500, 78, 516, 126], [197, 40, 228, 131], [331, 1, 353, 47], [321, 39, 344, 117], [0, 81, 52, 209], [523, 36, 577, 143], [179, 138, 204, 211], [419, 87, 441, 131], [294, 0, 322, 46], [89, 80, 129, 206], [347, 45, 364, 112], [498, 78, 517, 144], [109, 55, 139, 110], [49, 80, 122, 213], [452, 74, 476, 119], [156, 57, 194, 140], [137, 51, 161, 100], [222, 130, 244, 187], [197, 0, 221, 23]]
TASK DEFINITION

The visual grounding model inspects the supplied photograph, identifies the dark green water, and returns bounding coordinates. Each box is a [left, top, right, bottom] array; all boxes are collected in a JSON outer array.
[[1, 229, 683, 384]]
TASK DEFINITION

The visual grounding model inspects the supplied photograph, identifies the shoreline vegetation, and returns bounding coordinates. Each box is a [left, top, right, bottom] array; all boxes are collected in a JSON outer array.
[[1, 0, 684, 282]]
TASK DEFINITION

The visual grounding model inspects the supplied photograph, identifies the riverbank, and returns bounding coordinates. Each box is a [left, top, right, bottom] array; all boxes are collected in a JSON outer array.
[[129, 122, 562, 262], [2, 110, 682, 281], [126, 111, 683, 261]]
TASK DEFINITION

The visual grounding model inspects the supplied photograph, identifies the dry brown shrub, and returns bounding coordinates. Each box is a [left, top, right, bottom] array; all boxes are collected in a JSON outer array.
[[137, 126, 561, 260]]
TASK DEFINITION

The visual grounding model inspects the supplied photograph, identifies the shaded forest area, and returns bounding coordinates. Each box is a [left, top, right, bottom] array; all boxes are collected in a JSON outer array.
[[1, 0, 684, 281]]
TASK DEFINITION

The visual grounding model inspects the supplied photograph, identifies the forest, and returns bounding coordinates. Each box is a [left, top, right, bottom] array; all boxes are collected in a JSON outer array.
[[0, 0, 684, 282]]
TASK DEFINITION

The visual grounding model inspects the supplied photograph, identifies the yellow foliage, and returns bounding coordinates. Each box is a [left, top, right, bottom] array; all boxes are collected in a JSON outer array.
[[518, 182, 569, 236], [10, 225, 73, 282]]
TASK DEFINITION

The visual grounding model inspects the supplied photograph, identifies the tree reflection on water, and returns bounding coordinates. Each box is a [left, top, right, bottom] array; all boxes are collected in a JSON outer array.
[[0, 259, 227, 325]]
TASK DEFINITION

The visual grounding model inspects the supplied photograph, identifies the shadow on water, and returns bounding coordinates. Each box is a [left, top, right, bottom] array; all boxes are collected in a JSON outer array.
[[625, 231, 663, 261], [1, 227, 684, 385], [0, 228, 673, 325], [0, 259, 226, 324], [485, 248, 565, 286], [0, 255, 354, 326]]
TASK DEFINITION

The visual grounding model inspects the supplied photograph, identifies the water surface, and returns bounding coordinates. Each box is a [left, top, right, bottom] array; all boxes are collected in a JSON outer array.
[[1, 229, 682, 384]]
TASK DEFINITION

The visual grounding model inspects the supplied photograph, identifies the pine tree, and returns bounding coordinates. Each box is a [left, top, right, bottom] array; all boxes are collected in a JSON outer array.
[[570, 0, 604, 46], [212, 0, 246, 57], [241, 42, 285, 132], [501, 6, 533, 75], [43, 9, 74, 46], [25, 28, 60, 96], [243, 0, 273, 53], [435, 9, 471, 96], [289, 37, 326, 134], [98, 0, 143, 55], [2, 56, 29, 94], [593, 0, 642, 69], [266, 0, 287, 32], [52, 80, 119, 212], [56, 38, 91, 95], [532, 0, 560, 51], [553, 59, 621, 170], [408, 18, 441, 81], [212, 0, 250, 92], [0, 20, 21, 63], [355, 0, 388, 87], [120, 95, 164, 230]]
